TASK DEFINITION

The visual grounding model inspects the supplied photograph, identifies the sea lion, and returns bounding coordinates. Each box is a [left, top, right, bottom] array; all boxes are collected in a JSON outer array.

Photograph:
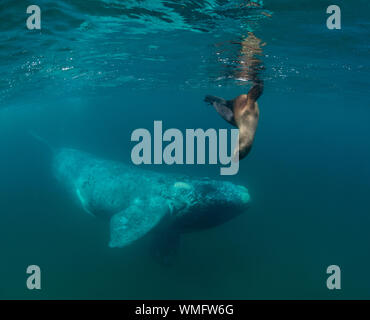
[[204, 81, 263, 160]]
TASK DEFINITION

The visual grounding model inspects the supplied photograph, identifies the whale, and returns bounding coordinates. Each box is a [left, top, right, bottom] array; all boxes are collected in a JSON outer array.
[[32, 134, 251, 261]]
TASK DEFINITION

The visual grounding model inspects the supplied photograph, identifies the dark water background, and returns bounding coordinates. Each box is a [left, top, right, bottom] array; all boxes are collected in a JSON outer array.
[[0, 0, 369, 299]]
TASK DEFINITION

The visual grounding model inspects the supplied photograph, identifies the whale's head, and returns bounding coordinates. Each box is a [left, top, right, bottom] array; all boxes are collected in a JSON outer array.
[[168, 178, 250, 232]]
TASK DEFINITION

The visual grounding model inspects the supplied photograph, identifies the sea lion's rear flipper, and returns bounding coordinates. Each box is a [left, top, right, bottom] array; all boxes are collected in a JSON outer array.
[[247, 81, 264, 103], [109, 197, 169, 248], [204, 95, 236, 127]]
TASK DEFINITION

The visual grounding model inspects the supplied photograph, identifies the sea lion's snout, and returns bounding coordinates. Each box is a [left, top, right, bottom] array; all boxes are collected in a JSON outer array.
[[234, 143, 252, 161]]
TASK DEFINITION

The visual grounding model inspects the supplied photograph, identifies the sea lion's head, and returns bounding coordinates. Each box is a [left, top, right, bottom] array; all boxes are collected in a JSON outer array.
[[233, 134, 253, 161]]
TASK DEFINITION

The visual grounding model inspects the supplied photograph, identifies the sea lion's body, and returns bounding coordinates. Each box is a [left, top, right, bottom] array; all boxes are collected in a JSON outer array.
[[231, 91, 260, 159], [205, 83, 263, 160]]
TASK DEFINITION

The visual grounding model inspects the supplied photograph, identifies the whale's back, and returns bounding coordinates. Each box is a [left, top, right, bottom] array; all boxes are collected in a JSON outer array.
[[52, 148, 170, 218]]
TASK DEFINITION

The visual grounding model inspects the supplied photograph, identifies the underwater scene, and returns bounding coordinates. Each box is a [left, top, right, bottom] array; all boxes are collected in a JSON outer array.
[[0, 0, 369, 299]]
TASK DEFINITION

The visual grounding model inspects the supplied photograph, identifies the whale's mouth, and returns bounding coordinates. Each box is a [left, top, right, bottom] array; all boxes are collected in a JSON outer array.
[[173, 202, 248, 232], [169, 180, 250, 232]]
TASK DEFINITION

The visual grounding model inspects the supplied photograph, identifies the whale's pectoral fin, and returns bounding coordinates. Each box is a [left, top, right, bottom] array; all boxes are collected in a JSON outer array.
[[109, 198, 169, 248], [204, 95, 236, 127]]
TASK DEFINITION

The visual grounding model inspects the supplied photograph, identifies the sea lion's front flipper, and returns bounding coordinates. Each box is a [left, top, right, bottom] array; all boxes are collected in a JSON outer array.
[[204, 95, 236, 126], [109, 197, 169, 248]]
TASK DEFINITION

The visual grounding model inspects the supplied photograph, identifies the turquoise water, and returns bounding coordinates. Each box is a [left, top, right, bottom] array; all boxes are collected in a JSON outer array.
[[1, 0, 370, 299]]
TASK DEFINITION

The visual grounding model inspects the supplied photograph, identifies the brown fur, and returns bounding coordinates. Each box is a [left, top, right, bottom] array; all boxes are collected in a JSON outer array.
[[205, 83, 263, 160], [232, 93, 260, 160]]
